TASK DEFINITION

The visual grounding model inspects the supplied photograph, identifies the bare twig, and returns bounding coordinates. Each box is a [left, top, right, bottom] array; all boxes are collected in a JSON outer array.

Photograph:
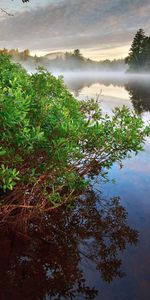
[[0, 8, 14, 17]]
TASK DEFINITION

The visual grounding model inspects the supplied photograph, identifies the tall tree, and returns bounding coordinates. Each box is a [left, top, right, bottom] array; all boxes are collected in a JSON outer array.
[[125, 29, 146, 71], [142, 36, 150, 70]]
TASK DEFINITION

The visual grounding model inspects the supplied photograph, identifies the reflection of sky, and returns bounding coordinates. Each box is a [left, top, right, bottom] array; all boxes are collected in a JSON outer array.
[[77, 83, 132, 114], [79, 83, 129, 99], [67, 79, 132, 115], [65, 75, 150, 119], [92, 146, 150, 299]]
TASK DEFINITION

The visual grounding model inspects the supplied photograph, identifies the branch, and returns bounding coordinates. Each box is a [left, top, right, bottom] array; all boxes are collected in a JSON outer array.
[[0, 1, 29, 17], [0, 8, 14, 17]]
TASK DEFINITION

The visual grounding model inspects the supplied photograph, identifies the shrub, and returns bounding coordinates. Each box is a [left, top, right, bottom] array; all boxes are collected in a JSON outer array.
[[0, 55, 150, 227]]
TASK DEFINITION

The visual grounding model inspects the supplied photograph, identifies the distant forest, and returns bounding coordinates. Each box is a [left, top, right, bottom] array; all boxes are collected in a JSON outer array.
[[0, 48, 125, 72], [1, 28, 150, 72]]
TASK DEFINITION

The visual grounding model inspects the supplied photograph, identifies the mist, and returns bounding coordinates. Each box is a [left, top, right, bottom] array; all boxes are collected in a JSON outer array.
[[14, 57, 150, 88], [10, 52, 150, 112], [11, 49, 126, 74]]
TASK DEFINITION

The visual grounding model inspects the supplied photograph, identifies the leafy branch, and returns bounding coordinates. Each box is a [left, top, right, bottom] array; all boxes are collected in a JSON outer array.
[[0, 55, 150, 230]]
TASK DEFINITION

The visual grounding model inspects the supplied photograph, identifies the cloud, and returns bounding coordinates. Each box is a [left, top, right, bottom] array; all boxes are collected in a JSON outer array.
[[0, 0, 150, 59]]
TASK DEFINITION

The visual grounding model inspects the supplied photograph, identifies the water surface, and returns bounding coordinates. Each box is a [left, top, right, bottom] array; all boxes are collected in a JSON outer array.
[[64, 73, 150, 300]]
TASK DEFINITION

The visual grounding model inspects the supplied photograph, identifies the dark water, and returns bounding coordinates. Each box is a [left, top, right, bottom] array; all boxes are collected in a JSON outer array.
[[1, 74, 150, 299]]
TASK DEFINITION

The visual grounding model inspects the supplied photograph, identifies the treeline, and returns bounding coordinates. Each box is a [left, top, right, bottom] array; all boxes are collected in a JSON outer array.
[[0, 48, 125, 71], [62, 49, 125, 71], [0, 48, 30, 59], [125, 29, 150, 72]]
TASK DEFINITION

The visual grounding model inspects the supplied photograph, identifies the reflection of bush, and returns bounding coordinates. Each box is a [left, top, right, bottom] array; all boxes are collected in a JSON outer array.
[[0, 191, 138, 300]]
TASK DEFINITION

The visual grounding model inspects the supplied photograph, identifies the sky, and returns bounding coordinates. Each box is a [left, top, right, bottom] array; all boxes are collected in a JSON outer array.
[[0, 0, 150, 60]]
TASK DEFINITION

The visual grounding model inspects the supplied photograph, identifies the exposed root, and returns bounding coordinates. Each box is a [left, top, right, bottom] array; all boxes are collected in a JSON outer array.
[[0, 181, 77, 232]]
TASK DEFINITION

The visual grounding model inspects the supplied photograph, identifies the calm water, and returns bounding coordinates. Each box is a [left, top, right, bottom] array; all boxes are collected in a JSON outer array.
[[1, 73, 150, 300], [65, 74, 150, 300]]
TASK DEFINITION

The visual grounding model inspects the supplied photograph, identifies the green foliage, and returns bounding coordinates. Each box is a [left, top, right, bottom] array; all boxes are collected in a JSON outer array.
[[0, 164, 19, 191], [0, 55, 150, 206]]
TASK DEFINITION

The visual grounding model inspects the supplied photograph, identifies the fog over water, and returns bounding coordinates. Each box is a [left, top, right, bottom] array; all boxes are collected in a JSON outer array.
[[19, 58, 150, 118], [54, 70, 150, 79], [56, 71, 150, 117], [22, 58, 150, 118]]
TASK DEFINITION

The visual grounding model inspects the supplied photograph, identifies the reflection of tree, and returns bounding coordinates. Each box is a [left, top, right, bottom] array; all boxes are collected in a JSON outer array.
[[125, 81, 150, 113], [66, 76, 125, 97], [0, 191, 138, 300]]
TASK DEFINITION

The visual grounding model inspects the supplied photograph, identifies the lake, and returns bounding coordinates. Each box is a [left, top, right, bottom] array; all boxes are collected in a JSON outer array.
[[1, 73, 150, 300], [65, 73, 150, 300]]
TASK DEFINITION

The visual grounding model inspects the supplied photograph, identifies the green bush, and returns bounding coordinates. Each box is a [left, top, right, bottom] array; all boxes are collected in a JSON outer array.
[[0, 55, 150, 208]]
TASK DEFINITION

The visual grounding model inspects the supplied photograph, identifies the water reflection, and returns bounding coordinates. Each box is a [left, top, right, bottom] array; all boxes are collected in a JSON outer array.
[[64, 74, 150, 113], [0, 191, 138, 300], [64, 73, 126, 98], [125, 81, 150, 113], [61, 73, 150, 299]]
